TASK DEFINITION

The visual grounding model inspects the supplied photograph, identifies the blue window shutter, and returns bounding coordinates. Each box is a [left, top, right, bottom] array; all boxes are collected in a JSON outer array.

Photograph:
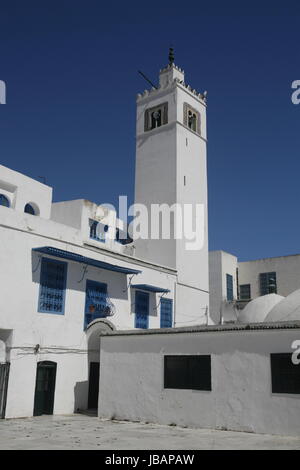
[[160, 298, 173, 328], [38, 258, 67, 314], [135, 291, 149, 329], [84, 280, 108, 328], [226, 274, 233, 301], [0, 195, 10, 207]]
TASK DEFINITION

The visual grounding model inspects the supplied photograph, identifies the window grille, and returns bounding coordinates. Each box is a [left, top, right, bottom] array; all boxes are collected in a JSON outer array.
[[160, 298, 173, 328], [38, 258, 67, 314], [84, 280, 109, 328], [135, 290, 149, 329]]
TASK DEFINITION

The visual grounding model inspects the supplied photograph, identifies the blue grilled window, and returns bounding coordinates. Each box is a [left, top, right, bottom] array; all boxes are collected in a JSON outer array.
[[0, 194, 10, 207], [160, 298, 173, 328], [84, 280, 109, 328], [135, 291, 149, 329], [38, 258, 67, 314], [226, 274, 234, 301], [90, 220, 108, 243], [260, 272, 277, 295]]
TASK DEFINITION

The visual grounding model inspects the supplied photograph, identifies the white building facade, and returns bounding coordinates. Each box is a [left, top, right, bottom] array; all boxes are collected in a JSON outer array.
[[0, 57, 210, 418], [209, 250, 300, 324], [98, 323, 300, 436]]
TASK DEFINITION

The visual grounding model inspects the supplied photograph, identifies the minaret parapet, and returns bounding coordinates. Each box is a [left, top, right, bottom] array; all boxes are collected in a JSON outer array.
[[136, 49, 207, 104]]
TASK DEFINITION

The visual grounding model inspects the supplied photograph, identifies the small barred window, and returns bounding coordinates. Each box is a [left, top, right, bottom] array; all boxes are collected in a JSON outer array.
[[183, 103, 200, 135], [38, 258, 67, 314], [144, 102, 168, 132]]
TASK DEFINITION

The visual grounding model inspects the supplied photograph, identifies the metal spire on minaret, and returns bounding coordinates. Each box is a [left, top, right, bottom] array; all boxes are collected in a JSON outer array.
[[168, 47, 175, 66]]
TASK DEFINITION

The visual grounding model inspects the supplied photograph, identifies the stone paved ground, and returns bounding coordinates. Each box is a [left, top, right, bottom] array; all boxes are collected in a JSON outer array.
[[0, 414, 299, 450]]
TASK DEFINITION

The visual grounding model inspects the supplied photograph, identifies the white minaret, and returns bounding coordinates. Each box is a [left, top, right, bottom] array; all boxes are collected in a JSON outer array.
[[134, 50, 209, 324]]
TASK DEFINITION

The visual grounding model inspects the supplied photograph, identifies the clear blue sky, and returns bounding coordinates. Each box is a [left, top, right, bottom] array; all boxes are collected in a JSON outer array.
[[0, 1, 299, 261]]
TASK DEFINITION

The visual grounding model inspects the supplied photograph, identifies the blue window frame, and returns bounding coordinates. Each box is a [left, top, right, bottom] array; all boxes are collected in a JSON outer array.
[[84, 280, 109, 329], [90, 220, 108, 243], [135, 290, 149, 329], [38, 257, 67, 315], [226, 274, 234, 301], [160, 298, 173, 328], [24, 203, 35, 215], [260, 272, 277, 295], [0, 194, 10, 207]]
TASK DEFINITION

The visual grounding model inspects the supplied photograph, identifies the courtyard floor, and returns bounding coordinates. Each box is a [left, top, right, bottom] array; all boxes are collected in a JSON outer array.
[[0, 414, 299, 450]]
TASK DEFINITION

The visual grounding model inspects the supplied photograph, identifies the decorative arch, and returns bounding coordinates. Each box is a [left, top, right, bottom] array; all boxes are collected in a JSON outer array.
[[24, 202, 40, 216], [0, 195, 10, 208]]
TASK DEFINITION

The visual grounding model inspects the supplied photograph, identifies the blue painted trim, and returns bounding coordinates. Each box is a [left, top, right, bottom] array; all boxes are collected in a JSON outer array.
[[135, 290, 149, 329], [131, 284, 170, 294], [37, 257, 68, 315], [160, 298, 173, 328], [32, 247, 141, 275], [84, 279, 108, 329]]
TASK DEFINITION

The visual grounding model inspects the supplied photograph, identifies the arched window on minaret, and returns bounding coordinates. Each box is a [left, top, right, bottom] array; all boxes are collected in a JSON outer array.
[[184, 103, 200, 135], [144, 102, 168, 132]]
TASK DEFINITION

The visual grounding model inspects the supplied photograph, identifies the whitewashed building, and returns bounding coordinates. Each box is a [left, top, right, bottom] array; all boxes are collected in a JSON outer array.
[[0, 54, 210, 418], [209, 250, 300, 324], [98, 321, 300, 436]]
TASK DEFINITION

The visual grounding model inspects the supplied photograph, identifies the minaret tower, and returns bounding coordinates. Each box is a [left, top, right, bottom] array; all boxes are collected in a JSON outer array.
[[134, 49, 209, 324]]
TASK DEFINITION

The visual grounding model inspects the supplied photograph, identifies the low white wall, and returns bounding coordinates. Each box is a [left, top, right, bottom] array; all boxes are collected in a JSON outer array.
[[5, 351, 89, 418], [98, 326, 300, 436]]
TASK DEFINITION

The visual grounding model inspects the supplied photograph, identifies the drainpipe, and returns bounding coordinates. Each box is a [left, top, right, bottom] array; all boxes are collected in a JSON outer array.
[[174, 280, 177, 327]]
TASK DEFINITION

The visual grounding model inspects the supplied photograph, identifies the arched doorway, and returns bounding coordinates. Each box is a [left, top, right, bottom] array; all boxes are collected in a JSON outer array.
[[86, 319, 115, 411], [33, 361, 57, 416]]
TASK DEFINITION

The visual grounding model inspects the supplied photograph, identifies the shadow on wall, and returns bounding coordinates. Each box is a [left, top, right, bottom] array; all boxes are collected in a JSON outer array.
[[0, 329, 13, 362], [74, 381, 89, 413], [31, 251, 129, 302]]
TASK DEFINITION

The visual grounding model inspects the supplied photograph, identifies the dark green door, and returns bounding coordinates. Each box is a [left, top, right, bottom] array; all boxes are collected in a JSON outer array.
[[88, 362, 100, 409], [33, 361, 57, 416]]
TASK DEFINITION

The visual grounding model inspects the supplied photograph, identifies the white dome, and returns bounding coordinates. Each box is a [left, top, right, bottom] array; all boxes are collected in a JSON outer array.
[[238, 294, 284, 324], [265, 289, 300, 322]]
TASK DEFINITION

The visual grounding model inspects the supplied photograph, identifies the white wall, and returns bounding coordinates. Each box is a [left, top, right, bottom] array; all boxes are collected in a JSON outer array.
[[0, 164, 52, 219], [0, 193, 177, 418], [209, 251, 238, 324], [99, 326, 300, 436], [134, 66, 209, 324], [51, 199, 130, 255], [239, 255, 300, 299]]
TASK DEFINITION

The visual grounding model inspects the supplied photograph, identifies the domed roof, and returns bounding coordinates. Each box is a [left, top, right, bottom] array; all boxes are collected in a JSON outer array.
[[238, 294, 284, 324], [265, 289, 300, 322]]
